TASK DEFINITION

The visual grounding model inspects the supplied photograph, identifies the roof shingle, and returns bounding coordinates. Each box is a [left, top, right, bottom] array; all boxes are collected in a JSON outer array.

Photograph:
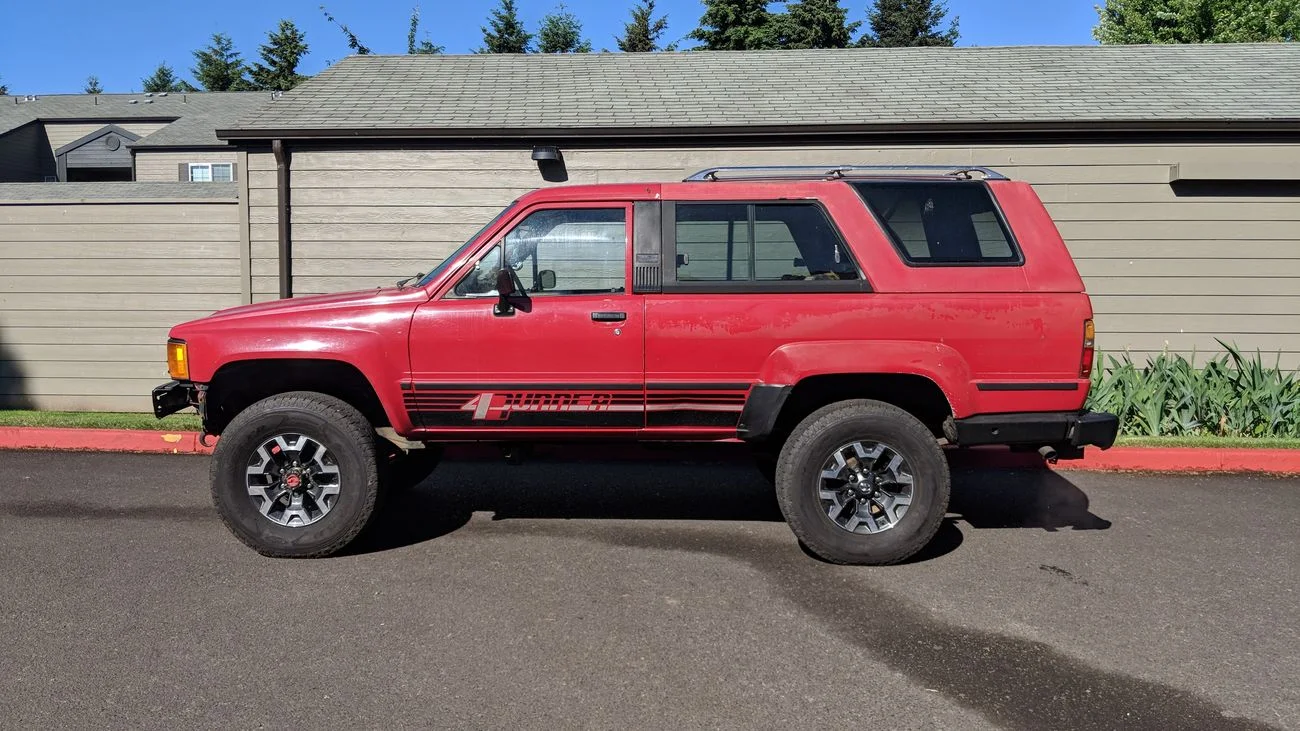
[[220, 45, 1300, 138]]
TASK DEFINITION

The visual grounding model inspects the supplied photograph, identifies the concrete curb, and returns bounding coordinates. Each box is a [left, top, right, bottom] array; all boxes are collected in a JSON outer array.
[[0, 427, 215, 455], [1, 427, 1298, 474]]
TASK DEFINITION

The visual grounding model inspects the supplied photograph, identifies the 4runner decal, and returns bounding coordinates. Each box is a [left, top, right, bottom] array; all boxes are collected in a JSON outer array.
[[404, 384, 750, 429]]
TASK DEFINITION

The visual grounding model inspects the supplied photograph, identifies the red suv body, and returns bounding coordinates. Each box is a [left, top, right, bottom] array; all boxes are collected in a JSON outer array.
[[154, 166, 1117, 564]]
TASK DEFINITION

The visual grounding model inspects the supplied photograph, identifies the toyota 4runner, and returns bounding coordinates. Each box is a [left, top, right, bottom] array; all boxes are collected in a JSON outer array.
[[153, 165, 1118, 565]]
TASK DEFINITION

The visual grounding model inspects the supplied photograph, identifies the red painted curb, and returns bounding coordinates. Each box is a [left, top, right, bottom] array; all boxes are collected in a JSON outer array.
[[1, 427, 1298, 474], [0, 427, 215, 455]]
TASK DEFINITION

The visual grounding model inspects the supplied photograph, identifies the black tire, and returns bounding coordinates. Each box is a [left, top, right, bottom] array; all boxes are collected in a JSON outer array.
[[382, 444, 443, 492], [210, 391, 380, 558], [775, 399, 950, 566]]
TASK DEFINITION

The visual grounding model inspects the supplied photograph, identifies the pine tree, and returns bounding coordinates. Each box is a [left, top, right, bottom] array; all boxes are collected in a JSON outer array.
[[250, 20, 310, 91], [142, 63, 198, 93], [538, 4, 593, 53], [192, 33, 252, 91], [84, 75, 104, 94], [859, 0, 959, 47], [689, 0, 777, 50], [617, 0, 671, 52], [0, 77, 7, 96], [480, 0, 534, 53], [408, 4, 445, 54], [321, 5, 372, 54], [778, 0, 861, 48], [1094, 0, 1299, 44]]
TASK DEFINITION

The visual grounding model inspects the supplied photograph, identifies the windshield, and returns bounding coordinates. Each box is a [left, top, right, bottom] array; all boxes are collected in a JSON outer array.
[[415, 200, 518, 288]]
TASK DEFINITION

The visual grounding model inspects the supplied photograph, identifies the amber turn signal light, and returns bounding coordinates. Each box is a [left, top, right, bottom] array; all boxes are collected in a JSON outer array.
[[1081, 320, 1096, 377], [167, 340, 189, 381]]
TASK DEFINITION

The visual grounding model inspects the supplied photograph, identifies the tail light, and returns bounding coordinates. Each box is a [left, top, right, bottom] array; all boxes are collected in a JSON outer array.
[[1081, 320, 1095, 377]]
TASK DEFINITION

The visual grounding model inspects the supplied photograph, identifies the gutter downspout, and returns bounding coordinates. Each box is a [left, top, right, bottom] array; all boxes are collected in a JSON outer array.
[[273, 139, 292, 299]]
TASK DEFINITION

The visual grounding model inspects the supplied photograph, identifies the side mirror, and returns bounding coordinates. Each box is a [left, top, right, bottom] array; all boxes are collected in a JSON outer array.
[[537, 269, 557, 291], [493, 269, 531, 316]]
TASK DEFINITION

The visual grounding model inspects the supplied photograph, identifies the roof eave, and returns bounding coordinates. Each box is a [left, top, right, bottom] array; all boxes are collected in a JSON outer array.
[[215, 118, 1300, 143]]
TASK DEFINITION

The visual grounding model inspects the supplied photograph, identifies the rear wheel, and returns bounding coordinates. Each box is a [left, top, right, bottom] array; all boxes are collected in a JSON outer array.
[[775, 399, 949, 565], [210, 392, 380, 558]]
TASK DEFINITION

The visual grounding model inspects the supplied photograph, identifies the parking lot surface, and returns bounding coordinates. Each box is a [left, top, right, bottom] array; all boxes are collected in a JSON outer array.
[[1, 449, 1296, 730]]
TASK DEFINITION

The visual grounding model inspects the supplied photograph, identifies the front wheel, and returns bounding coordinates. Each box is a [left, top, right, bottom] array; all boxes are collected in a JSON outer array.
[[210, 392, 381, 558], [775, 400, 950, 565]]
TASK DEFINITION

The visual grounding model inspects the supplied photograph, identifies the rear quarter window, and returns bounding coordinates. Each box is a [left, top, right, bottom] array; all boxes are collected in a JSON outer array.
[[852, 182, 1022, 266]]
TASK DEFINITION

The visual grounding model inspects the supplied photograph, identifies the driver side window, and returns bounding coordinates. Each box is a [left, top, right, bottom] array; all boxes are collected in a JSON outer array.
[[450, 207, 627, 298]]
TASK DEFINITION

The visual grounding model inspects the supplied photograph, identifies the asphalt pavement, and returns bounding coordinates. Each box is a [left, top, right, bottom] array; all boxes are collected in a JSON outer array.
[[1, 448, 1297, 730]]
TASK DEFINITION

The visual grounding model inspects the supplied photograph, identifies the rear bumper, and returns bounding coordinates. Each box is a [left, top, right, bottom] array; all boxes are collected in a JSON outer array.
[[152, 381, 201, 419], [952, 410, 1119, 451]]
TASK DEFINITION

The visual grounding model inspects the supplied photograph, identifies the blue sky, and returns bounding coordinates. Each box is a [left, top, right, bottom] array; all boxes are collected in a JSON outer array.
[[0, 1, 1100, 94]]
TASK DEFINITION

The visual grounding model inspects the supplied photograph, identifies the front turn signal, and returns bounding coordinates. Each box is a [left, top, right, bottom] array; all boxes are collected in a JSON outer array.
[[167, 340, 189, 381]]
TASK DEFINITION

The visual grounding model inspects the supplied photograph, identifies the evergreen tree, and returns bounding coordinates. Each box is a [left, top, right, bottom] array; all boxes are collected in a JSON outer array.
[[538, 4, 593, 53], [689, 0, 777, 50], [480, 0, 534, 53], [1094, 0, 1299, 43], [84, 75, 103, 94], [859, 0, 959, 47], [409, 4, 445, 53], [250, 20, 310, 91], [192, 33, 252, 91], [142, 63, 198, 93], [0, 77, 7, 96], [776, 0, 861, 48], [321, 5, 372, 54], [617, 0, 671, 52]]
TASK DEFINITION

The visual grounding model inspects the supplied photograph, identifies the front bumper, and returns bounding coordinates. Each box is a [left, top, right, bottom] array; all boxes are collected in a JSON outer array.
[[951, 410, 1119, 451], [152, 381, 200, 419]]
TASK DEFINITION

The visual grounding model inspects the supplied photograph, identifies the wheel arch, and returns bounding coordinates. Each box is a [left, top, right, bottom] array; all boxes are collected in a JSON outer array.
[[203, 358, 396, 436]]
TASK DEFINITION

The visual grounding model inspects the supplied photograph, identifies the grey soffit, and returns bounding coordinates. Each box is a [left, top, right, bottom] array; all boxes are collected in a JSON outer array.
[[0, 91, 270, 146], [0, 181, 238, 202], [218, 44, 1300, 140]]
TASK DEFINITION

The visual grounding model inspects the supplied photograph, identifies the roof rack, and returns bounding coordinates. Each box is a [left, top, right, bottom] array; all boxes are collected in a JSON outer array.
[[682, 165, 1008, 182]]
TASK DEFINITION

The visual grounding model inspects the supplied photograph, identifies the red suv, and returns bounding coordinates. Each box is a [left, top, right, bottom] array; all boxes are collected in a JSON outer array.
[[153, 165, 1117, 564]]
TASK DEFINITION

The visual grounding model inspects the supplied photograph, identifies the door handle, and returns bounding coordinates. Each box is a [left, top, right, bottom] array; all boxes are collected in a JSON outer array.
[[591, 311, 627, 322]]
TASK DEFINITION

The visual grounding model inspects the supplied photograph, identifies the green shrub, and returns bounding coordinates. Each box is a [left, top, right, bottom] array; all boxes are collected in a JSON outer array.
[[1087, 341, 1300, 438]]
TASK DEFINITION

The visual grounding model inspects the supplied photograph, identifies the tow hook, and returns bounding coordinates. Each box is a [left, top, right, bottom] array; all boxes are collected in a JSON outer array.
[[198, 431, 216, 448]]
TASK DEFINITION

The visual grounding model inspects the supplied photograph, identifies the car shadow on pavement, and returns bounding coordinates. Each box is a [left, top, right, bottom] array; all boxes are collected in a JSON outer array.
[[348, 447, 1110, 557]]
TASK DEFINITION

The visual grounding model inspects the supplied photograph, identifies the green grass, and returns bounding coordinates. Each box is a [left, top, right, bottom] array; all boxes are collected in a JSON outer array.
[[1116, 436, 1300, 450], [0, 410, 201, 431]]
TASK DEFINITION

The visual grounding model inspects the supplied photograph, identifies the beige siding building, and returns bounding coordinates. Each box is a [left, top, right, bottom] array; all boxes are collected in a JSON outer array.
[[2, 45, 1299, 410]]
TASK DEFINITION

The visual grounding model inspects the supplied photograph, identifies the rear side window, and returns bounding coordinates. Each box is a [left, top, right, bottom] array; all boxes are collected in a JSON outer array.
[[852, 182, 1021, 265], [675, 202, 861, 282]]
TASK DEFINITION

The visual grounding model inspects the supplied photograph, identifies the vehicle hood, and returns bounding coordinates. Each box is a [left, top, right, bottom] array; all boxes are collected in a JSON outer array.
[[200, 288, 425, 322]]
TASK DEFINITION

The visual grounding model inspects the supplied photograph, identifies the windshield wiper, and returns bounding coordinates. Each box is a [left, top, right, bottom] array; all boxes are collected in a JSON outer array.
[[396, 272, 426, 289]]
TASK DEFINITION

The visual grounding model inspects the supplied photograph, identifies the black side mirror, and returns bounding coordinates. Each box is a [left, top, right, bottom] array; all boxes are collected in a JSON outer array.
[[537, 269, 557, 291], [494, 269, 531, 316]]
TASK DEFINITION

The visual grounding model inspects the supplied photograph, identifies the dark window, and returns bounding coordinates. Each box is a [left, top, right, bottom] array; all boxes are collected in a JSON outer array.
[[675, 202, 859, 283], [450, 207, 627, 297], [853, 182, 1020, 265]]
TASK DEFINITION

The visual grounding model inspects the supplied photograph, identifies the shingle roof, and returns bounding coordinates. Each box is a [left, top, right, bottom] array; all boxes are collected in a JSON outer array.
[[0, 92, 269, 147], [219, 44, 1300, 139], [0, 182, 237, 202]]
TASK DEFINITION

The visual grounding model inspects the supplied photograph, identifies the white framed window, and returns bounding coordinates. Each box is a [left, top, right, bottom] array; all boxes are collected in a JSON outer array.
[[189, 162, 233, 183]]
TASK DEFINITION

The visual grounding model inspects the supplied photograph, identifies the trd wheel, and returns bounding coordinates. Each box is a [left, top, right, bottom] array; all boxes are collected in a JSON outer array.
[[210, 392, 380, 558], [775, 400, 950, 566]]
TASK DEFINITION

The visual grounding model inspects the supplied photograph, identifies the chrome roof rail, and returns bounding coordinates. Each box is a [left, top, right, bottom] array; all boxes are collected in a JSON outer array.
[[683, 165, 1008, 182]]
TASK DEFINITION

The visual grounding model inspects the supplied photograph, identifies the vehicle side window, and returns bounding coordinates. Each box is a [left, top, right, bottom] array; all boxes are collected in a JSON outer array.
[[449, 208, 627, 297], [452, 244, 503, 297], [675, 202, 859, 282], [852, 182, 1021, 265]]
